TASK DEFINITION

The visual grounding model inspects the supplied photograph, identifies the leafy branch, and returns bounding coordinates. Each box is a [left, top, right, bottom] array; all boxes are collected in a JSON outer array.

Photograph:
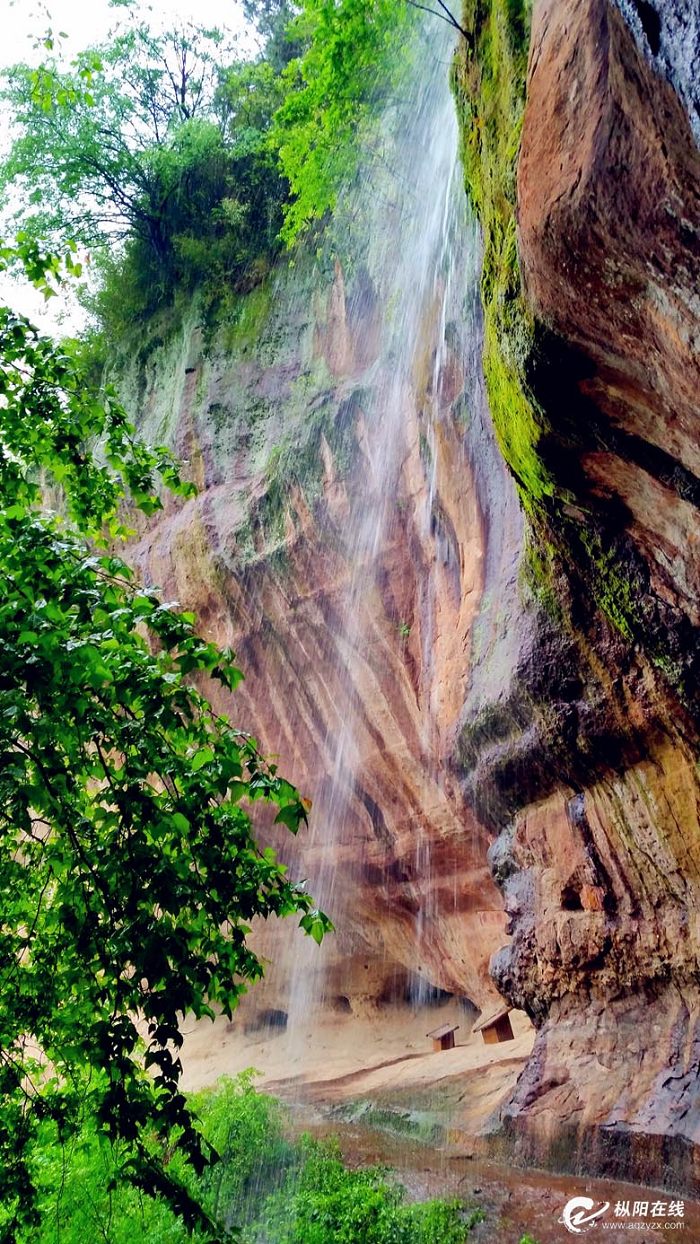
[[0, 240, 331, 1240]]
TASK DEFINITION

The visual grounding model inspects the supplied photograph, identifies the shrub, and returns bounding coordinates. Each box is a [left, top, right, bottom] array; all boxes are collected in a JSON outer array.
[[20, 1078, 482, 1244], [23, 1072, 289, 1244], [247, 1136, 482, 1244]]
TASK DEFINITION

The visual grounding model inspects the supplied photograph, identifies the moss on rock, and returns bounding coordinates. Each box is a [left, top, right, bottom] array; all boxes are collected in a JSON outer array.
[[453, 0, 697, 715], [453, 0, 551, 504]]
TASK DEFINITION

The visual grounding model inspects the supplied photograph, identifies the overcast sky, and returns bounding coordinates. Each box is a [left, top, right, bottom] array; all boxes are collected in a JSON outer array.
[[1, 0, 254, 333], [2, 0, 251, 70]]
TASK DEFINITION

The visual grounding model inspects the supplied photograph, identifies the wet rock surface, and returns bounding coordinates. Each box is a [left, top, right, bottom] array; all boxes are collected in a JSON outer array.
[[468, 0, 700, 1187], [518, 0, 700, 685], [121, 0, 700, 1193], [125, 31, 514, 1023], [128, 281, 509, 1015], [613, 0, 700, 145]]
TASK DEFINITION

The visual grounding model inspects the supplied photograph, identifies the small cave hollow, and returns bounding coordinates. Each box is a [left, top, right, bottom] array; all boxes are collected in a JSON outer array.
[[561, 882, 584, 911], [632, 0, 662, 56], [244, 1007, 289, 1034], [378, 969, 457, 1008], [331, 994, 353, 1014]]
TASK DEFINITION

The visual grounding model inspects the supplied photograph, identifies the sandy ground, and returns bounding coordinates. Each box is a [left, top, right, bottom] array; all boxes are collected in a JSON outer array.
[[180, 999, 535, 1135]]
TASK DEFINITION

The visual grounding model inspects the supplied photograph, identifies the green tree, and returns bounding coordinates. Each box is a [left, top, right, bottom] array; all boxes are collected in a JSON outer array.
[[271, 0, 417, 244], [89, 98, 285, 334], [1, 23, 225, 251], [0, 238, 330, 1241], [1, 20, 287, 326], [242, 0, 305, 71]]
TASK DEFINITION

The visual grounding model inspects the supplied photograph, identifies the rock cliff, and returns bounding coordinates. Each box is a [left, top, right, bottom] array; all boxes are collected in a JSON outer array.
[[123, 42, 517, 1026], [119, 0, 700, 1193], [455, 0, 700, 1190], [126, 262, 513, 1015]]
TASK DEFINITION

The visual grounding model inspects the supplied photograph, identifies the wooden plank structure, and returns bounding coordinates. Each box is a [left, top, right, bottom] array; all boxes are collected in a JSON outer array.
[[472, 1004, 514, 1045], [426, 1022, 459, 1052]]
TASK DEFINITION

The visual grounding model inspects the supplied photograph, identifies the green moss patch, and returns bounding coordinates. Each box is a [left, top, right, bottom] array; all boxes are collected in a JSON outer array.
[[453, 0, 552, 504]]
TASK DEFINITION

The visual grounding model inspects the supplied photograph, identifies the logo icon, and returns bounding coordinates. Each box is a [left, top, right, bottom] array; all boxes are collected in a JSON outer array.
[[559, 1196, 611, 1235]]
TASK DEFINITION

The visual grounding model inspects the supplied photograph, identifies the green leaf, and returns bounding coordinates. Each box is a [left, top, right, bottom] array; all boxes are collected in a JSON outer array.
[[274, 803, 303, 832], [191, 746, 215, 771]]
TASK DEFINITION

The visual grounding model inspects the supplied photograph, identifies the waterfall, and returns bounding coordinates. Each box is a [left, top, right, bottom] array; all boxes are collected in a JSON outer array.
[[278, 20, 485, 1043]]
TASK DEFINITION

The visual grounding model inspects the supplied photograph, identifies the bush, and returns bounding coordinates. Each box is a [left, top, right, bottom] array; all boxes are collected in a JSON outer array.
[[187, 1072, 292, 1230], [20, 1077, 482, 1244], [22, 1073, 289, 1244], [247, 1136, 482, 1244]]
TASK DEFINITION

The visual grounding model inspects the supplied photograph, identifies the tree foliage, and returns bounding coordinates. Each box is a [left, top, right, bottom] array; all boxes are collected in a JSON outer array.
[[242, 0, 305, 71], [0, 22, 287, 328], [0, 239, 330, 1241], [0, 1, 445, 326], [2, 24, 223, 249], [17, 1074, 479, 1243], [0, 1, 431, 324], [271, 0, 417, 244]]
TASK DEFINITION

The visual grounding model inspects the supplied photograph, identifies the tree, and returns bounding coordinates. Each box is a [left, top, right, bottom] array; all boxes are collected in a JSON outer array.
[[1, 22, 227, 253], [241, 0, 306, 71], [271, 0, 417, 244], [1, 19, 287, 325], [0, 237, 330, 1241]]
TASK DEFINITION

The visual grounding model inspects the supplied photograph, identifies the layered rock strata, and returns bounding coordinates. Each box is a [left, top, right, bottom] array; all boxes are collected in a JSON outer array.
[[455, 0, 700, 1187], [125, 232, 515, 1020], [121, 0, 700, 1189]]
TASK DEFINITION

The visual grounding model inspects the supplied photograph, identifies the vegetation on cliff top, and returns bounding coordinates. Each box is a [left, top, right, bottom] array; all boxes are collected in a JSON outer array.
[[0, 0, 418, 337], [1, 20, 287, 335]]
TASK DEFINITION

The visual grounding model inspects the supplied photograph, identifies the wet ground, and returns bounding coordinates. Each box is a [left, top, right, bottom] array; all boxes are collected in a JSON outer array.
[[293, 1114, 700, 1243], [182, 1002, 700, 1240]]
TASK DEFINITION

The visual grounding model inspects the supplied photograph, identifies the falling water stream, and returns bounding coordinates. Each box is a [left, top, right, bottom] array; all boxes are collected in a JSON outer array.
[[283, 20, 481, 1037], [169, 18, 700, 1238]]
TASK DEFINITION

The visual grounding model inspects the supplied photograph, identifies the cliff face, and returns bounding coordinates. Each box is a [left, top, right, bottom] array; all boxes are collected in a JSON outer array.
[[122, 40, 521, 1024], [125, 263, 513, 1017], [519, 0, 700, 670], [455, 0, 700, 1188], [120, 0, 700, 1191]]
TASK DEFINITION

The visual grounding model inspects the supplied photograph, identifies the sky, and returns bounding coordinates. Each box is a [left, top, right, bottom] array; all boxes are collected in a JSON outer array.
[[0, 0, 255, 333], [1, 0, 252, 72]]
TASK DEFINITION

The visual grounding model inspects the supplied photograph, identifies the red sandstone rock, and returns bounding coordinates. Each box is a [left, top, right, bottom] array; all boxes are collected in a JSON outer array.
[[127, 255, 511, 1020], [518, 0, 700, 615], [489, 0, 700, 1187]]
